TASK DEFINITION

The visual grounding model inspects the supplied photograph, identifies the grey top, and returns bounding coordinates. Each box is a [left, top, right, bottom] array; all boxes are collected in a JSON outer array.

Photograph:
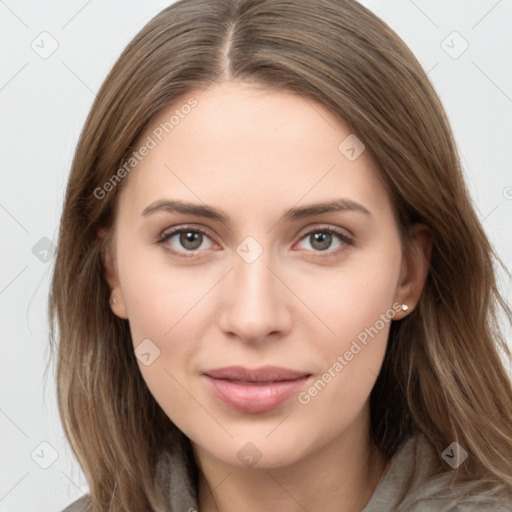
[[60, 431, 512, 511]]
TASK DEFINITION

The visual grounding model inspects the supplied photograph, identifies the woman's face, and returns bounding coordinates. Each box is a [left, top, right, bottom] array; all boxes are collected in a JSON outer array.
[[104, 80, 421, 469]]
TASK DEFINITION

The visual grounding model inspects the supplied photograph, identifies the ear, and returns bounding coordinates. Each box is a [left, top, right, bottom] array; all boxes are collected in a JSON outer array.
[[97, 227, 129, 320], [393, 223, 433, 320]]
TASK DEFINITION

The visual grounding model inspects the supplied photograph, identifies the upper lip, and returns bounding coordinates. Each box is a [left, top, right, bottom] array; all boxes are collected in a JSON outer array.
[[203, 365, 310, 382]]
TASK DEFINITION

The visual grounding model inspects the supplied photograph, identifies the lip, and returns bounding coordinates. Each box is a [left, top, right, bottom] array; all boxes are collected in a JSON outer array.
[[202, 366, 311, 413]]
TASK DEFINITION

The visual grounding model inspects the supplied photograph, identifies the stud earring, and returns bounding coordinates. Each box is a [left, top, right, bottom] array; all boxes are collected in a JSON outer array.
[[401, 304, 409, 312], [110, 296, 117, 305]]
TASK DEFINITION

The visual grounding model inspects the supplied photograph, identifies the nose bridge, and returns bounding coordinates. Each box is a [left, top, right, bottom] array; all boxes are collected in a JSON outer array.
[[218, 241, 288, 342]]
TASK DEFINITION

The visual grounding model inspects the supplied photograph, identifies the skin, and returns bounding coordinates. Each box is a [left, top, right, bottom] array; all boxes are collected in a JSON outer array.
[[101, 80, 432, 512]]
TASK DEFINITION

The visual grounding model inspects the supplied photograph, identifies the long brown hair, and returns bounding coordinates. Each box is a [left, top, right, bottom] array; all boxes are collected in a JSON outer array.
[[48, 0, 512, 509]]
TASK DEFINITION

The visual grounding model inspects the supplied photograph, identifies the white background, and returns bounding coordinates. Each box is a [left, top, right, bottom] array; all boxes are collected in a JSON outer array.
[[1, 1, 511, 510]]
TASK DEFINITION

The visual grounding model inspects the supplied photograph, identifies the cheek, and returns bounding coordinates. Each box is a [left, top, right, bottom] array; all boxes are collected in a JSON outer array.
[[291, 243, 401, 351], [293, 277, 396, 439], [115, 237, 219, 421], [115, 230, 215, 345], [292, 242, 401, 403]]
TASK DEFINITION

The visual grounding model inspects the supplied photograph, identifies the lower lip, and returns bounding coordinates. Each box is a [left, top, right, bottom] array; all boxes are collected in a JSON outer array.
[[203, 375, 310, 413]]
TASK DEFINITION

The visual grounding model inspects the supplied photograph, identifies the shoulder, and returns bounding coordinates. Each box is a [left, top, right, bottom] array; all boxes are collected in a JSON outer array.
[[404, 489, 512, 511], [404, 434, 512, 511], [364, 431, 512, 512], [59, 494, 93, 512]]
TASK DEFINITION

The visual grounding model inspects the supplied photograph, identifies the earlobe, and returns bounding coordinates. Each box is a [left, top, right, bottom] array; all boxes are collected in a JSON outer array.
[[108, 292, 128, 319], [394, 223, 433, 319], [97, 228, 129, 320]]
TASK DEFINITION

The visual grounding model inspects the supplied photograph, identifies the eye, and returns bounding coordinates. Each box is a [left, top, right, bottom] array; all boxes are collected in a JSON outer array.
[[156, 224, 354, 260], [156, 226, 215, 259], [295, 227, 353, 258]]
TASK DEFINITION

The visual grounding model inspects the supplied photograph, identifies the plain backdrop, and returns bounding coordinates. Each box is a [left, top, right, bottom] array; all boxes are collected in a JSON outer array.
[[1, 1, 511, 510]]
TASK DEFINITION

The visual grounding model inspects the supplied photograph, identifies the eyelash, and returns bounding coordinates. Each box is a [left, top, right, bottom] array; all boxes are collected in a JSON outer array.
[[156, 225, 354, 260]]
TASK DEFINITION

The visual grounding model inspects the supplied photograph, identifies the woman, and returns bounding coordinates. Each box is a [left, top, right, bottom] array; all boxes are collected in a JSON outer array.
[[50, 0, 512, 510]]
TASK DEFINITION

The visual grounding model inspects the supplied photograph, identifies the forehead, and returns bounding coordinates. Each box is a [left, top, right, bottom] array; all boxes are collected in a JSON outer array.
[[118, 81, 393, 224]]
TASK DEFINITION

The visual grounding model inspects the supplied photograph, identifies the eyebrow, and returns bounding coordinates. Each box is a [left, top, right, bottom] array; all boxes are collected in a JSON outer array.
[[141, 198, 372, 223]]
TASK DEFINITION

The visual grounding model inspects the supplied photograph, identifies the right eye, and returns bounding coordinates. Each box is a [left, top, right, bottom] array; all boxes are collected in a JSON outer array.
[[157, 226, 217, 259]]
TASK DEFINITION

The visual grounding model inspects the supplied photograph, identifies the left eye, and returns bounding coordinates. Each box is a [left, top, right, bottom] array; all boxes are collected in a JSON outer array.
[[157, 226, 353, 259], [296, 228, 353, 254]]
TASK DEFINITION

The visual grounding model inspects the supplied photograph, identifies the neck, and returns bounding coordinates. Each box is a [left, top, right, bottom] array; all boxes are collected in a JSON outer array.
[[193, 406, 389, 512]]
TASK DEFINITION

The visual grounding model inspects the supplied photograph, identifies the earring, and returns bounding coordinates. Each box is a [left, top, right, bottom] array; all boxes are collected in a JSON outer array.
[[401, 304, 409, 312], [110, 296, 117, 305]]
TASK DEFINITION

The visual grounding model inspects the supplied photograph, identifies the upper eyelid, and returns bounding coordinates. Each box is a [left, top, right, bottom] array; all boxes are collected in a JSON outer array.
[[159, 224, 218, 244]]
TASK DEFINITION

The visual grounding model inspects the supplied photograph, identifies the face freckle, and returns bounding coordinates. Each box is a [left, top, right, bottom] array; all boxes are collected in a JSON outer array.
[[108, 80, 406, 470]]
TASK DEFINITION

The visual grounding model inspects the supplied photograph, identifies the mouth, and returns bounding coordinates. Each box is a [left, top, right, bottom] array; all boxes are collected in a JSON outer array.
[[202, 366, 312, 413]]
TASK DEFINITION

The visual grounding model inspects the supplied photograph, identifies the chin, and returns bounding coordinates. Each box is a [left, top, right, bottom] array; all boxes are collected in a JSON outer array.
[[190, 424, 319, 470]]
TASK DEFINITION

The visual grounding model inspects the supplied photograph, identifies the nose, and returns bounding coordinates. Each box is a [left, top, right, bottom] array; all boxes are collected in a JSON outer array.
[[218, 248, 293, 344]]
